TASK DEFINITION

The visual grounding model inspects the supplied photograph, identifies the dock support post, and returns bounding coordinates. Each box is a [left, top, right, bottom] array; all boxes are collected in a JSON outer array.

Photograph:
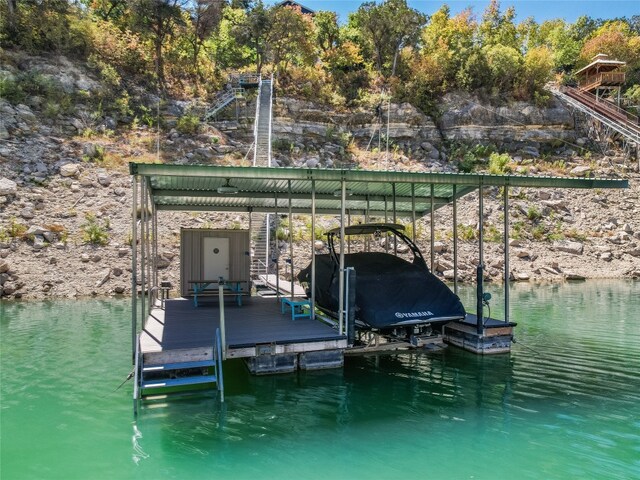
[[140, 178, 146, 321], [392, 183, 397, 255], [274, 193, 279, 301], [152, 200, 158, 298], [411, 184, 416, 242], [311, 180, 316, 320], [476, 181, 485, 335], [131, 176, 138, 362], [145, 178, 151, 311], [345, 267, 356, 346], [288, 180, 294, 301], [338, 179, 346, 336], [218, 284, 227, 360], [453, 185, 458, 296], [365, 196, 370, 252], [430, 184, 435, 272], [384, 196, 388, 253], [503, 185, 510, 324]]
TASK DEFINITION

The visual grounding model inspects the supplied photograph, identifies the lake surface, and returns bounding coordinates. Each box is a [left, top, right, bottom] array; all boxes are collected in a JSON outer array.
[[1, 280, 639, 479]]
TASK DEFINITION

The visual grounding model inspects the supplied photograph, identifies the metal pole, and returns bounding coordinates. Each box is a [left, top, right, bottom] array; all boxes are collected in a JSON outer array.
[[140, 178, 146, 320], [430, 184, 435, 272], [274, 193, 279, 300], [411, 184, 416, 242], [218, 284, 226, 360], [131, 176, 138, 362], [152, 201, 158, 292], [476, 182, 485, 335], [338, 180, 346, 335], [384, 196, 388, 253], [311, 180, 316, 320], [145, 179, 151, 310], [347, 211, 351, 254], [392, 183, 397, 255], [288, 180, 294, 301], [453, 185, 458, 296], [504, 185, 510, 324], [365, 196, 370, 252]]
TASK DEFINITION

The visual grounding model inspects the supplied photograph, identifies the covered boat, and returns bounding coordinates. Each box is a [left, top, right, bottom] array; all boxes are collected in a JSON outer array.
[[297, 223, 466, 332]]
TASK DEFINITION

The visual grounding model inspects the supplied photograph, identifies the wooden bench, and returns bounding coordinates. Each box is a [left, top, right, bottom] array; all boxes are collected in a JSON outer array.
[[189, 279, 249, 307], [281, 297, 311, 321]]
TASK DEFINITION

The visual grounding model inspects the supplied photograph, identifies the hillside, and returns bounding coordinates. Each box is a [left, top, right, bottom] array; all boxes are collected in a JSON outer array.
[[0, 51, 639, 300]]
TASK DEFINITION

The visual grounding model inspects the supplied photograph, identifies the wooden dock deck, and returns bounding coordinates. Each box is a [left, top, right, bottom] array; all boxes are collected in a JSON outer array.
[[140, 297, 347, 364]]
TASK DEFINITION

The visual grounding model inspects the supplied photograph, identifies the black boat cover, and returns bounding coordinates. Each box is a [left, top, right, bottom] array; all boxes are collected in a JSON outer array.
[[298, 252, 466, 329]]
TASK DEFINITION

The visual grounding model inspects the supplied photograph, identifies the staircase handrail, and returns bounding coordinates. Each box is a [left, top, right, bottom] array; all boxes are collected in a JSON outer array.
[[252, 75, 262, 166], [267, 74, 274, 167], [562, 85, 639, 126], [552, 88, 640, 143], [204, 88, 245, 121], [215, 327, 225, 402], [133, 334, 141, 415], [229, 72, 260, 86]]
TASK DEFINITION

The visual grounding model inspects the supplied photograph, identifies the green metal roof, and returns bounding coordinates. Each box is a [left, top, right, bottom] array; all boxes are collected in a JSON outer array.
[[130, 163, 629, 217]]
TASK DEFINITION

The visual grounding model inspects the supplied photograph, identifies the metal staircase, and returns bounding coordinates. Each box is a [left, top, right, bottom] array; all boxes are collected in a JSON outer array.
[[203, 88, 245, 121], [253, 75, 273, 167], [550, 86, 640, 145], [250, 212, 270, 276], [249, 75, 275, 277], [133, 328, 224, 414]]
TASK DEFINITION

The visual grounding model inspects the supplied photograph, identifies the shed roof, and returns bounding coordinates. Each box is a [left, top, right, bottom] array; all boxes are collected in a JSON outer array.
[[575, 55, 626, 76], [130, 163, 628, 217]]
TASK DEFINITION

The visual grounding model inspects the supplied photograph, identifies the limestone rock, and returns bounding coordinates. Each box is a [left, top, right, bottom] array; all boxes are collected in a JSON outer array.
[[81, 254, 90, 263], [564, 272, 586, 280], [0, 261, 9, 274], [0, 177, 17, 196], [60, 163, 79, 177], [433, 241, 447, 253], [114, 286, 126, 294], [553, 240, 583, 255], [314, 240, 325, 251], [95, 269, 111, 287], [570, 165, 591, 177]]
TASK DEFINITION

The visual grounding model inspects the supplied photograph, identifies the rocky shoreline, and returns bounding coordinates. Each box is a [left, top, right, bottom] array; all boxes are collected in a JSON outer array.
[[1, 53, 639, 301]]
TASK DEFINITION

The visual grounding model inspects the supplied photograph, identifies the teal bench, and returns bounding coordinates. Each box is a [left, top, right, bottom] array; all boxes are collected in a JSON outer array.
[[281, 297, 311, 321]]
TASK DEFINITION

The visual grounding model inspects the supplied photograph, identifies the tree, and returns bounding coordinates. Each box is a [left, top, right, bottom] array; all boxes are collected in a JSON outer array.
[[186, 0, 225, 82], [483, 44, 523, 93], [314, 10, 340, 53], [130, 0, 187, 88], [231, 0, 269, 73], [349, 0, 426, 77], [479, 0, 518, 49], [266, 4, 314, 74]]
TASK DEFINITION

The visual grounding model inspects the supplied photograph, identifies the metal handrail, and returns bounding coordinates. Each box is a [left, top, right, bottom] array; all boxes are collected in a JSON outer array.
[[563, 85, 639, 125], [133, 335, 140, 415], [252, 75, 262, 166], [215, 328, 225, 403], [267, 74, 274, 167], [554, 88, 640, 143]]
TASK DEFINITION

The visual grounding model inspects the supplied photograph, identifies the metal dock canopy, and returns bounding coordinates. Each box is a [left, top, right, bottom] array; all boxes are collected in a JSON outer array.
[[128, 164, 628, 215]]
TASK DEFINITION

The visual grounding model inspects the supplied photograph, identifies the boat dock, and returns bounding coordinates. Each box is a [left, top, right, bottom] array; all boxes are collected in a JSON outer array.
[[140, 297, 346, 373]]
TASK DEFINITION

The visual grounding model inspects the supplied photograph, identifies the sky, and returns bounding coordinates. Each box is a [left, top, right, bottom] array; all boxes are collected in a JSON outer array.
[[294, 1, 639, 23]]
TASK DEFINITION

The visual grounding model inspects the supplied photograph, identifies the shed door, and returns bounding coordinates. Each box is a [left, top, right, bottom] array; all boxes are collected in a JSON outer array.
[[203, 237, 230, 280]]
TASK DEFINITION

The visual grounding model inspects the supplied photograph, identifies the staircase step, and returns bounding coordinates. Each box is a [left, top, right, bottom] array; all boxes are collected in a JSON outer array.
[[141, 375, 218, 390], [142, 360, 215, 372]]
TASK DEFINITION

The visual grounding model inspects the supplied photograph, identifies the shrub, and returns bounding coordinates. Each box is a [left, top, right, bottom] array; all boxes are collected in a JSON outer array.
[[176, 114, 200, 135], [7, 218, 27, 239], [488, 152, 511, 174], [527, 206, 542, 221], [82, 213, 109, 245]]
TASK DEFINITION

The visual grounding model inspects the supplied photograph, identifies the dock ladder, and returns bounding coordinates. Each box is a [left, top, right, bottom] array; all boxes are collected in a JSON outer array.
[[133, 328, 224, 415]]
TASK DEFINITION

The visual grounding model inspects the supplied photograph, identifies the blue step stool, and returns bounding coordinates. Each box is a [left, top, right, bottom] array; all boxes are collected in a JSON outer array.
[[281, 297, 311, 321]]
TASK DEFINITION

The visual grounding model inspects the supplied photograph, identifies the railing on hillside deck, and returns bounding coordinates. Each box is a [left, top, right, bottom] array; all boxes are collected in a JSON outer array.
[[578, 72, 626, 91]]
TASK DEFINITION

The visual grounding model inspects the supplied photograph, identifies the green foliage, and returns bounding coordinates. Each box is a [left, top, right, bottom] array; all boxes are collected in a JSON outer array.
[[458, 224, 478, 241], [7, 217, 27, 239], [82, 213, 110, 245], [176, 113, 200, 134], [488, 152, 512, 174], [526, 206, 542, 221], [272, 138, 294, 153]]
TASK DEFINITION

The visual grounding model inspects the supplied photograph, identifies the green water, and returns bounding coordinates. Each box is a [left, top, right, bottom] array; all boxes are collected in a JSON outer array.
[[1, 280, 639, 480]]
